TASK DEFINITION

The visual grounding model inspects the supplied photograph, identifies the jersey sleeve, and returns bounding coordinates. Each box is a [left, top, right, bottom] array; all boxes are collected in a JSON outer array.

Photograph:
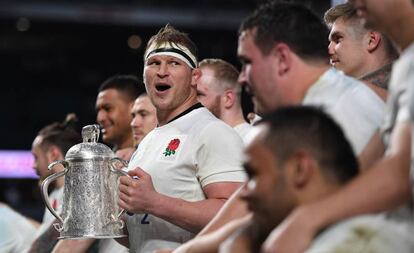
[[330, 83, 385, 155], [195, 121, 247, 187]]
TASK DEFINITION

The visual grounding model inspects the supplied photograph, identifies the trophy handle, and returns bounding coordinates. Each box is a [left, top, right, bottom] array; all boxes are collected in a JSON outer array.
[[110, 157, 131, 225], [41, 160, 69, 231]]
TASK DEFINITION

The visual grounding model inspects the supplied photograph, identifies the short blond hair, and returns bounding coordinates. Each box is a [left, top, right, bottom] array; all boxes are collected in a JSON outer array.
[[199, 58, 240, 98], [324, 2, 358, 27]]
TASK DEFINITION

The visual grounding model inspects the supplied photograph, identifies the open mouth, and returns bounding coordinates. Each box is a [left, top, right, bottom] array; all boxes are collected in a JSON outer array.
[[99, 125, 107, 134], [99, 124, 111, 135], [155, 83, 171, 92]]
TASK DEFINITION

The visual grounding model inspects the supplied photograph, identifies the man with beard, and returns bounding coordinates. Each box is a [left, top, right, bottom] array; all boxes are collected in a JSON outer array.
[[196, 58, 253, 144]]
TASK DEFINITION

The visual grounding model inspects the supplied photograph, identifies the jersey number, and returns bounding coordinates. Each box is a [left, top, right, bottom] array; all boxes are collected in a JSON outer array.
[[141, 213, 150, 224]]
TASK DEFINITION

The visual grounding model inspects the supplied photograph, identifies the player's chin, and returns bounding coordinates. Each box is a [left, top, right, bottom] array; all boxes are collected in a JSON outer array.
[[133, 135, 144, 144]]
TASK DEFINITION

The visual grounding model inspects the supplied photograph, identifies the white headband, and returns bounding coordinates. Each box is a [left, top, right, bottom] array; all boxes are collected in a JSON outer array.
[[145, 42, 198, 69]]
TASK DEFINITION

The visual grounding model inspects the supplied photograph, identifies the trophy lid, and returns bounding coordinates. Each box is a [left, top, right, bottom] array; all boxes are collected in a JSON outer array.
[[65, 124, 114, 160]]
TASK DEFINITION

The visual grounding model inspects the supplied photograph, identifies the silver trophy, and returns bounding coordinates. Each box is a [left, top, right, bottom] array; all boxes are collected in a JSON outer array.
[[41, 124, 128, 239]]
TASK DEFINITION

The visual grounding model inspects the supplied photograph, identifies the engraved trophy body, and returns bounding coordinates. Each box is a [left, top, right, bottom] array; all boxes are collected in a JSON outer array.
[[41, 124, 127, 239]]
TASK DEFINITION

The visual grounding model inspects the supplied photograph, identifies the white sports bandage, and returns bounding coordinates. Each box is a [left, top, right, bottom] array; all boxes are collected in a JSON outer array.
[[145, 42, 198, 69]]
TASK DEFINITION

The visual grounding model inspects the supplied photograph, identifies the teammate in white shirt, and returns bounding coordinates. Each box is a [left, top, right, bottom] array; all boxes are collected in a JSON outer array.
[[263, 0, 414, 252], [196, 58, 254, 144], [118, 25, 246, 253], [169, 2, 385, 252], [0, 203, 38, 253]]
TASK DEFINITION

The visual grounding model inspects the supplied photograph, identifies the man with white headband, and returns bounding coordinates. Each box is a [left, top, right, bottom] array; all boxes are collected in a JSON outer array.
[[145, 42, 198, 69], [117, 24, 246, 253]]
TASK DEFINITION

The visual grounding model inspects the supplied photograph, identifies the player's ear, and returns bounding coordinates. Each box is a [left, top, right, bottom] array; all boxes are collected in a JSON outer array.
[[367, 31, 381, 53]]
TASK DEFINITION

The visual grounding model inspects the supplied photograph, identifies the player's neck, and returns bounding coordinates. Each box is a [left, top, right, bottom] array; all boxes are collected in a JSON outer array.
[[157, 98, 200, 126], [221, 108, 247, 128]]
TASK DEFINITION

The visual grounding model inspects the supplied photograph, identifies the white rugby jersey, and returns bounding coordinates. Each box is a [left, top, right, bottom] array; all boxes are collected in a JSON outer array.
[[303, 68, 385, 155], [127, 105, 246, 253]]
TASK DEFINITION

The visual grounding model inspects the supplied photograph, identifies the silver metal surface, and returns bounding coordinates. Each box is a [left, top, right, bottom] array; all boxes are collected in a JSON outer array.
[[41, 160, 69, 229], [41, 124, 127, 239]]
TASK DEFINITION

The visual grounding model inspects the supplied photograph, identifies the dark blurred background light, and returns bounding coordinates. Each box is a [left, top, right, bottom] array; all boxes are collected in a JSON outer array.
[[127, 34, 142, 50], [16, 17, 31, 32]]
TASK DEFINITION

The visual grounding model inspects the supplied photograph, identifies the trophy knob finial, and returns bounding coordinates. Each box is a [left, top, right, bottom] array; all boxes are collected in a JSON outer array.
[[82, 124, 100, 143]]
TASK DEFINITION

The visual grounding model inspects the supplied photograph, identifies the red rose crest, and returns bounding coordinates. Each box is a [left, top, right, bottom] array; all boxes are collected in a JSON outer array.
[[163, 138, 180, 156]]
